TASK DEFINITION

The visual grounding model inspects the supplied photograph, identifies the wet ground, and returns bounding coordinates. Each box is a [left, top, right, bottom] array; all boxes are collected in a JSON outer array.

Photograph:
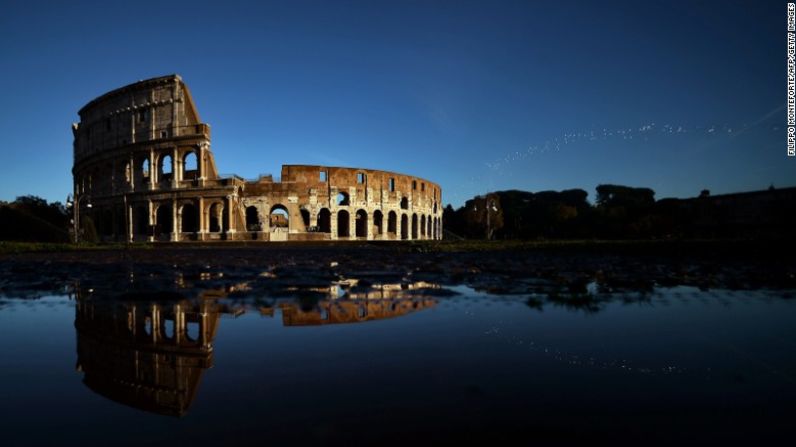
[[0, 243, 794, 445]]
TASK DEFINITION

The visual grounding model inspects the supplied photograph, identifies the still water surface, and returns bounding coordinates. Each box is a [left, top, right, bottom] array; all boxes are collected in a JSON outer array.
[[1, 282, 794, 445]]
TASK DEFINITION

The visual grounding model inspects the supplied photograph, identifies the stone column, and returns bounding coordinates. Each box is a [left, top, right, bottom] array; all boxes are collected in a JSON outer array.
[[225, 195, 235, 239], [396, 215, 402, 241], [366, 213, 373, 240], [331, 210, 338, 241], [150, 305, 160, 343], [148, 199, 154, 242], [149, 150, 156, 190], [171, 198, 178, 242], [129, 153, 135, 192], [127, 202, 133, 243], [198, 143, 206, 185], [198, 196, 205, 241], [172, 147, 179, 189], [174, 304, 182, 344]]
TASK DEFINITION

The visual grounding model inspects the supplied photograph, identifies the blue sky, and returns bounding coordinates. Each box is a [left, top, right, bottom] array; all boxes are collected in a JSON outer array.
[[0, 0, 791, 206]]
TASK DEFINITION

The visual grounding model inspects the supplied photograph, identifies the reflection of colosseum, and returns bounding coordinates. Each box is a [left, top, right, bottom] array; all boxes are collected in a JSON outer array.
[[72, 74, 443, 242], [74, 297, 221, 417]]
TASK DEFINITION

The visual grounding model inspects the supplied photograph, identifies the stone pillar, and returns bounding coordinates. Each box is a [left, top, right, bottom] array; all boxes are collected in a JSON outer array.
[[171, 198, 178, 242], [198, 144, 206, 185], [396, 215, 402, 241], [198, 196, 205, 241], [172, 147, 179, 189], [150, 305, 160, 343], [174, 304, 182, 344], [149, 150, 156, 190], [225, 195, 235, 239], [148, 199, 154, 242], [127, 202, 133, 243], [366, 212, 373, 240], [199, 312, 208, 348], [330, 210, 338, 241], [129, 154, 135, 192]]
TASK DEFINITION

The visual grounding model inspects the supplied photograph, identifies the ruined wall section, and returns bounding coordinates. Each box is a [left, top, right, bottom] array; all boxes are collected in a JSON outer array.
[[240, 165, 443, 241]]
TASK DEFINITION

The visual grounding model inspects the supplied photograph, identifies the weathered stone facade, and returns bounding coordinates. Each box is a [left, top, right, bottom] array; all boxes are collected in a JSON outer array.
[[72, 75, 442, 242]]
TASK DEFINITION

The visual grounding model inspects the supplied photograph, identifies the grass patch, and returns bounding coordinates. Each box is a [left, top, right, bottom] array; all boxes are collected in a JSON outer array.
[[0, 241, 152, 254]]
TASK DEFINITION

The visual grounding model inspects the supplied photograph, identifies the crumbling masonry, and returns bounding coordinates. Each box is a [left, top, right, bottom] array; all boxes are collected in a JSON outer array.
[[72, 75, 442, 242]]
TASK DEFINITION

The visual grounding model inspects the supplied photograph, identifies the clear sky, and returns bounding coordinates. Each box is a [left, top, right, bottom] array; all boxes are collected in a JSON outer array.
[[0, 0, 791, 207]]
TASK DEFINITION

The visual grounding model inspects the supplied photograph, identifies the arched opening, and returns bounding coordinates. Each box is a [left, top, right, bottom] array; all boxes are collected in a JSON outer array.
[[155, 204, 173, 237], [373, 210, 384, 236], [246, 206, 260, 231], [141, 158, 150, 179], [337, 191, 350, 206], [270, 204, 289, 230], [420, 215, 426, 238], [181, 203, 199, 235], [160, 154, 173, 178], [134, 206, 149, 236], [208, 203, 223, 233], [101, 209, 113, 236], [411, 213, 418, 239], [164, 319, 175, 340], [355, 209, 367, 238], [183, 152, 198, 180], [400, 197, 408, 210], [427, 216, 432, 239], [337, 210, 350, 238], [186, 322, 200, 342], [300, 208, 311, 230], [318, 208, 331, 233], [433, 201, 437, 214], [387, 211, 397, 235], [401, 214, 408, 240]]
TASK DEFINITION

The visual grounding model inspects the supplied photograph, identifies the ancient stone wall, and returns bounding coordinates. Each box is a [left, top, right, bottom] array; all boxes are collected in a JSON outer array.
[[72, 75, 442, 242]]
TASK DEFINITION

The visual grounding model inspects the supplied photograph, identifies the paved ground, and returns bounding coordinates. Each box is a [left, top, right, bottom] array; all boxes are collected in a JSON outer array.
[[1, 241, 794, 306]]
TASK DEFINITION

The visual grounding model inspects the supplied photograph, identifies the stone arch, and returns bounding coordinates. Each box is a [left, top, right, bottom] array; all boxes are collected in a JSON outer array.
[[318, 208, 331, 233], [427, 215, 432, 239], [245, 206, 260, 231], [355, 209, 367, 238], [337, 210, 350, 238], [141, 158, 150, 180], [387, 211, 397, 236], [433, 201, 437, 214], [160, 154, 173, 177], [181, 202, 199, 235], [183, 151, 198, 180], [100, 208, 113, 236], [300, 208, 311, 230], [420, 215, 426, 238], [134, 205, 149, 236], [208, 202, 223, 233], [155, 203, 173, 237], [401, 214, 408, 240], [270, 204, 289, 229], [411, 213, 418, 239], [373, 210, 384, 236], [400, 197, 408, 210], [337, 191, 350, 206]]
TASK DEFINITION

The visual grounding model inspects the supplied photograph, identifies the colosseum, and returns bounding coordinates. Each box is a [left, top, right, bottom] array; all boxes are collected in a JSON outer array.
[[72, 74, 442, 242]]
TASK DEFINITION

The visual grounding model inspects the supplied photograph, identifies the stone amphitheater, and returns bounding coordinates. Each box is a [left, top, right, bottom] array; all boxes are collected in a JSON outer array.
[[72, 75, 442, 242]]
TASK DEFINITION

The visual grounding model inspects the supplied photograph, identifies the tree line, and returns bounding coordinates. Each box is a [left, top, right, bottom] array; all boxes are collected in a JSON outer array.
[[443, 184, 796, 240]]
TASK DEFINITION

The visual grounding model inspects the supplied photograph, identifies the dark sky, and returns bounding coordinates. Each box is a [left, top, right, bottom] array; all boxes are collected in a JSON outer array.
[[0, 0, 791, 206]]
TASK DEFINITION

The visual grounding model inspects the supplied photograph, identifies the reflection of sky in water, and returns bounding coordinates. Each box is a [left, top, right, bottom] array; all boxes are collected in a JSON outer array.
[[1, 286, 795, 445]]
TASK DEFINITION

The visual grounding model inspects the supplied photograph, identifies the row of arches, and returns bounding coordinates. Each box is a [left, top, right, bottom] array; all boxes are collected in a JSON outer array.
[[76, 149, 202, 196], [243, 205, 442, 240]]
